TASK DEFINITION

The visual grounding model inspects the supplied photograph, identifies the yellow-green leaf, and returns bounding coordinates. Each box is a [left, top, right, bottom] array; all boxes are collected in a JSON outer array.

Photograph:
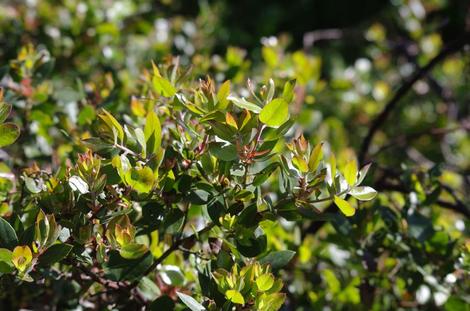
[[120, 243, 148, 259], [144, 111, 162, 156], [98, 109, 124, 143], [259, 98, 289, 128], [228, 96, 262, 113], [349, 186, 377, 201], [226, 289, 245, 305], [153, 76, 176, 97], [343, 160, 358, 186], [334, 196, 355, 217], [0, 123, 20, 148], [308, 142, 323, 171], [217, 80, 231, 110], [125, 166, 155, 193], [292, 155, 308, 173], [256, 274, 275, 291], [12, 245, 32, 272], [329, 153, 336, 185]]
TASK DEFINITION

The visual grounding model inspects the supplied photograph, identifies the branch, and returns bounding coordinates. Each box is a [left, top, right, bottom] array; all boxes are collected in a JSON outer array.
[[359, 33, 470, 164]]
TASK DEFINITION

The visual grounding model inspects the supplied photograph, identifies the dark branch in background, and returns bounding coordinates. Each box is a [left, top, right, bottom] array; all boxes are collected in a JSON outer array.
[[359, 33, 470, 165]]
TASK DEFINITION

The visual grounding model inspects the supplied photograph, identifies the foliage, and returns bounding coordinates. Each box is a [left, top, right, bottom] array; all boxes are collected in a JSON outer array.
[[0, 0, 469, 310]]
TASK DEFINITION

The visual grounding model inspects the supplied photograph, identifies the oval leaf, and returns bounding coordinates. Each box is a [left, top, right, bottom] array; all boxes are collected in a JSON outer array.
[[334, 195, 355, 217], [0, 217, 18, 249], [259, 98, 289, 128], [0, 123, 20, 148], [349, 186, 377, 201]]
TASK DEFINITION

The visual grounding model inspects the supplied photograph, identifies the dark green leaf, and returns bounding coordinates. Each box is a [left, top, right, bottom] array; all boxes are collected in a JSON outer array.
[[0, 217, 18, 249]]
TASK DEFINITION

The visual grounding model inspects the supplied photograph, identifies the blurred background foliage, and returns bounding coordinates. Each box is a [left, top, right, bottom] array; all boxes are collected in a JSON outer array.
[[0, 0, 469, 310]]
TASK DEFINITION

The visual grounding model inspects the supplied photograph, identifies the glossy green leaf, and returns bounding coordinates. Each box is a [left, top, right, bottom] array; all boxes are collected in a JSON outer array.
[[98, 109, 124, 143], [125, 166, 155, 193], [68, 175, 89, 194], [259, 98, 289, 128], [0, 102, 11, 123], [258, 250, 296, 269], [0, 123, 20, 148], [292, 155, 308, 173], [153, 76, 176, 97], [104, 251, 153, 282], [334, 195, 355, 217], [349, 186, 377, 201], [256, 274, 275, 291], [209, 143, 238, 161], [144, 111, 162, 156], [38, 243, 73, 266], [217, 80, 231, 110], [176, 292, 206, 311], [0, 248, 14, 273], [308, 142, 323, 171], [228, 96, 262, 113], [120, 243, 148, 259], [343, 160, 358, 186], [226, 289, 245, 305], [0, 217, 18, 249]]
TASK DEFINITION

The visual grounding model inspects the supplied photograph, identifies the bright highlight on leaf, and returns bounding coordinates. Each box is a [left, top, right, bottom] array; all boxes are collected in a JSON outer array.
[[226, 289, 245, 304], [343, 160, 358, 186], [308, 142, 323, 171], [259, 98, 289, 128], [349, 186, 377, 201], [334, 195, 355, 217], [256, 274, 275, 291]]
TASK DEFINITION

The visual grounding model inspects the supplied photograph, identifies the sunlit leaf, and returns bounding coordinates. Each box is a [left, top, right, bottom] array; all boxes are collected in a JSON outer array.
[[259, 98, 289, 128], [334, 195, 355, 217]]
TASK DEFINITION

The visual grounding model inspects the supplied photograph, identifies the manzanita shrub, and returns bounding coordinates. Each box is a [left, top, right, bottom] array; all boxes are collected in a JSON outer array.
[[0, 59, 377, 310]]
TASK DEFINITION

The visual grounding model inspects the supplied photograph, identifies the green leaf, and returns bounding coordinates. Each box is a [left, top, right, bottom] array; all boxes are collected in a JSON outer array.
[[329, 153, 336, 185], [0, 102, 12, 123], [343, 160, 358, 186], [253, 163, 279, 186], [125, 166, 155, 193], [120, 243, 148, 259], [256, 274, 275, 291], [0, 123, 20, 148], [153, 76, 176, 97], [259, 98, 289, 128], [226, 289, 245, 305], [349, 186, 377, 201], [176, 292, 206, 311], [308, 142, 323, 171], [292, 155, 308, 173], [258, 250, 295, 269], [0, 217, 18, 249], [217, 80, 231, 110], [357, 163, 372, 185], [104, 251, 153, 282], [34, 209, 50, 248], [0, 248, 14, 273], [38, 243, 73, 266], [209, 143, 238, 161], [334, 195, 355, 217], [228, 96, 262, 113], [98, 109, 124, 143], [144, 111, 162, 156], [282, 79, 296, 103], [149, 295, 175, 311]]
